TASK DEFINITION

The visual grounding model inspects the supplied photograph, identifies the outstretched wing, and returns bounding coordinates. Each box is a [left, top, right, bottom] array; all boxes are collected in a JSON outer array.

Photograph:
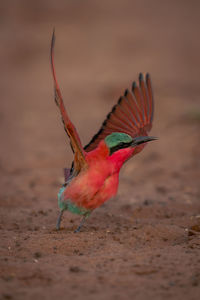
[[84, 73, 154, 153], [50, 30, 87, 173]]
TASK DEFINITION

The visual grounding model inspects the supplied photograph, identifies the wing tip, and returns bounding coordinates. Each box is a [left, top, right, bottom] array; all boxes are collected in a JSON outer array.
[[132, 81, 137, 92], [139, 73, 144, 83], [50, 28, 56, 61], [145, 72, 151, 83], [124, 89, 129, 97], [118, 96, 123, 104]]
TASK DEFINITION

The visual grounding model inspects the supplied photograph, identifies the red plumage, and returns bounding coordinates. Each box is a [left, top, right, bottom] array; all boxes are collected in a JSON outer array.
[[50, 31, 156, 232]]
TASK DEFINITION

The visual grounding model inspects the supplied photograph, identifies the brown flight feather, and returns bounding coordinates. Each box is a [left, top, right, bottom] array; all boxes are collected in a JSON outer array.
[[50, 30, 87, 174], [84, 73, 154, 152]]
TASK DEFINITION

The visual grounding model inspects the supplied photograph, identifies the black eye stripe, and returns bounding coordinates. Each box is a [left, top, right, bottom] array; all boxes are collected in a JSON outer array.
[[109, 141, 132, 155]]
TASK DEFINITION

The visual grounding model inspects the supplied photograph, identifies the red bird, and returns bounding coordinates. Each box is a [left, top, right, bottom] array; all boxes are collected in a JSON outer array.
[[50, 31, 157, 232]]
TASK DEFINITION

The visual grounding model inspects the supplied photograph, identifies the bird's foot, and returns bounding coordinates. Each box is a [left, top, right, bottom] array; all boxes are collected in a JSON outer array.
[[74, 226, 81, 233], [74, 216, 87, 233], [56, 210, 64, 230]]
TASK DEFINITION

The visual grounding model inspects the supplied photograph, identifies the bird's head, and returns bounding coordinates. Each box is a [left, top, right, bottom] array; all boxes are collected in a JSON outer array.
[[105, 132, 157, 155]]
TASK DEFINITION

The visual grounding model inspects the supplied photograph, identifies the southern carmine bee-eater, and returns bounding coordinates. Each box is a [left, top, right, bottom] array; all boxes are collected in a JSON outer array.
[[50, 31, 157, 233]]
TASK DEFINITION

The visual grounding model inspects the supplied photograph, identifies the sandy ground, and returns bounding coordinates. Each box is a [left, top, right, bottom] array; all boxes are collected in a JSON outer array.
[[0, 1, 200, 299]]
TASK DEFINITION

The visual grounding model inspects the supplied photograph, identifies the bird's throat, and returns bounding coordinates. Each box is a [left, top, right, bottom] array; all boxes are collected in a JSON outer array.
[[108, 147, 135, 170]]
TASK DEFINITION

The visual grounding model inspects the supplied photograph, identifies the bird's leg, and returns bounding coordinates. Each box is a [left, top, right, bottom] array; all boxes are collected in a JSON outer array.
[[56, 210, 64, 230], [74, 215, 87, 233]]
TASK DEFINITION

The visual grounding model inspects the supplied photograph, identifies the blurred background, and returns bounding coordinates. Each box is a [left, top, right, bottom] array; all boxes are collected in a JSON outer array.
[[0, 1, 200, 299], [1, 0, 200, 166], [1, 0, 200, 204]]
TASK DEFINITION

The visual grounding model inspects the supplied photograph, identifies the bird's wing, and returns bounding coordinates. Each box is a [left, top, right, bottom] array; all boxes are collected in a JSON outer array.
[[50, 30, 87, 173], [84, 73, 154, 153]]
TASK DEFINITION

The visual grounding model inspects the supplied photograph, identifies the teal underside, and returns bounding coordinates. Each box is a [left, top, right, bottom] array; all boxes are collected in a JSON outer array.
[[57, 186, 91, 217]]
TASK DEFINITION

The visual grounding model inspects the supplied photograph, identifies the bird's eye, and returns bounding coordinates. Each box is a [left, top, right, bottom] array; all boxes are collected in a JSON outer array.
[[109, 141, 132, 155]]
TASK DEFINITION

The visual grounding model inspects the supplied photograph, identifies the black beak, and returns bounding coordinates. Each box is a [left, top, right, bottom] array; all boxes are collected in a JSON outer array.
[[131, 136, 158, 147]]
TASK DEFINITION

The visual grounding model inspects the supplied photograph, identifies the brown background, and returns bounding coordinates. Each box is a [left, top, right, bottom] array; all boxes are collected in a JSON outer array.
[[0, 1, 200, 299]]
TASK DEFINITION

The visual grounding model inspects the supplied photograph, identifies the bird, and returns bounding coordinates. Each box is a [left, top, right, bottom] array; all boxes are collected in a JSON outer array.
[[50, 31, 157, 233]]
